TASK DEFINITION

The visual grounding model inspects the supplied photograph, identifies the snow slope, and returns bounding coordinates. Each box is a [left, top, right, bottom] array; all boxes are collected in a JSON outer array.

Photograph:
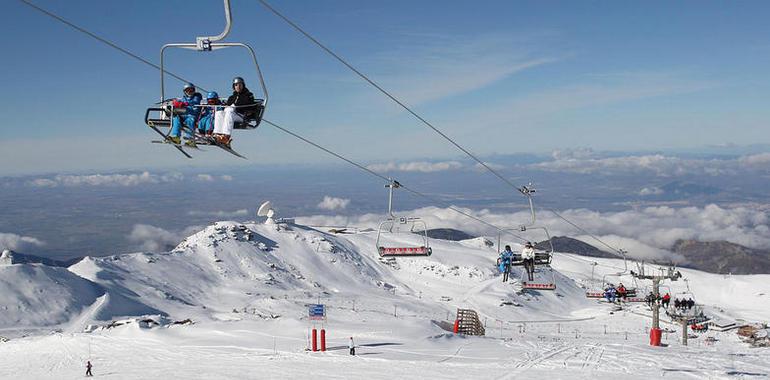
[[0, 220, 768, 379], [0, 264, 103, 330]]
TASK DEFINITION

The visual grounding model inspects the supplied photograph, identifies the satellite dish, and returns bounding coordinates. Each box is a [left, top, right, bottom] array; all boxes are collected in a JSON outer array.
[[257, 201, 276, 224]]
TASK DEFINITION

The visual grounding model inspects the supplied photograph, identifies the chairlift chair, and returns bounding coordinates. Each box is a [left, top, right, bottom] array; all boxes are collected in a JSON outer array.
[[375, 179, 432, 258], [497, 226, 555, 291], [144, 0, 268, 158]]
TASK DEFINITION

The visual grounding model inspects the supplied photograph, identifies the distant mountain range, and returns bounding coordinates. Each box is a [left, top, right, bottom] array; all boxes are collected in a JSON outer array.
[[540, 236, 770, 275], [9, 229, 770, 275], [671, 240, 770, 275]]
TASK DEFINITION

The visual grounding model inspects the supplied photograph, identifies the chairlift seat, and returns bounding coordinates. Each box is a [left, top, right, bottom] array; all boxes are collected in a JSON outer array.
[[144, 100, 265, 130], [378, 246, 432, 257], [523, 282, 556, 290], [509, 251, 552, 266]]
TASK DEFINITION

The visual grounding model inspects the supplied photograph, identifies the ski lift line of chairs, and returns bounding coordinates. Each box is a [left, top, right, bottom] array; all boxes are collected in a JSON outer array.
[[143, 0, 268, 158], [375, 179, 433, 258]]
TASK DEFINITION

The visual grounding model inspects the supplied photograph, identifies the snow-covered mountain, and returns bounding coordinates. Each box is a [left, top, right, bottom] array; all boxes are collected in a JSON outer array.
[[1, 220, 768, 379]]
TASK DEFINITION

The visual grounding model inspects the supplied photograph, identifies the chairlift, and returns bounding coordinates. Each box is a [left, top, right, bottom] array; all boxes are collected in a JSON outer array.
[[667, 279, 700, 319], [497, 184, 555, 290], [375, 179, 432, 258], [587, 273, 646, 302], [144, 0, 268, 158]]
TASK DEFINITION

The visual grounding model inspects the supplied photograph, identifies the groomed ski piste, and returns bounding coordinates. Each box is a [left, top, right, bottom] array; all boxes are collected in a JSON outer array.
[[1, 220, 769, 379]]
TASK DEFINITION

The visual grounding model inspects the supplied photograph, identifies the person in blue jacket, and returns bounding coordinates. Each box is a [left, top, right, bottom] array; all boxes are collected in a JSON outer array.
[[499, 245, 514, 282], [197, 91, 221, 136], [604, 284, 617, 303], [169, 83, 202, 146]]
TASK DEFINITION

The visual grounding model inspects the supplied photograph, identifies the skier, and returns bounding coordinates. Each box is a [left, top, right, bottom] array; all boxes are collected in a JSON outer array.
[[198, 91, 221, 136], [661, 293, 671, 308], [213, 76, 260, 148], [521, 242, 536, 282], [349, 336, 355, 355], [604, 284, 617, 303], [500, 245, 514, 282], [169, 83, 202, 146], [645, 292, 654, 307], [674, 298, 681, 310], [85, 361, 93, 377], [686, 298, 695, 310], [617, 283, 628, 301]]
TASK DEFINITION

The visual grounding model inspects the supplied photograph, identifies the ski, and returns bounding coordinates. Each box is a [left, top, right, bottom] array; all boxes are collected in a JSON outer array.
[[151, 140, 204, 151], [213, 142, 247, 159], [147, 125, 192, 159], [205, 136, 247, 159]]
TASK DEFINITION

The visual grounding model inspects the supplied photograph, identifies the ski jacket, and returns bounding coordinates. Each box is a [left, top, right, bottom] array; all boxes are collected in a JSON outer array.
[[521, 246, 535, 260], [226, 87, 259, 117], [176, 92, 202, 117], [500, 250, 513, 265], [663, 294, 671, 301], [348, 339, 354, 349], [200, 99, 221, 118]]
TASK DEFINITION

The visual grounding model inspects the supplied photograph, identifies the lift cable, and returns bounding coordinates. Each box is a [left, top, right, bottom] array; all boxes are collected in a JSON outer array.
[[257, 0, 628, 256]]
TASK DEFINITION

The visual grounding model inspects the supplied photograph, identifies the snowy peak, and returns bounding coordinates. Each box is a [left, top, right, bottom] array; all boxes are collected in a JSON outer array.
[[0, 264, 104, 328]]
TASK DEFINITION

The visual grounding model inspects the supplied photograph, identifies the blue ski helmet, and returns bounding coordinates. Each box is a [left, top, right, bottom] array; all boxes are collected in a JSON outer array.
[[183, 83, 195, 92], [206, 91, 219, 100]]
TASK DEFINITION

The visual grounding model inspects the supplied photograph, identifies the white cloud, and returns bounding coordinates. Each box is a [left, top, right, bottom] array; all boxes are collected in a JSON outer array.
[[187, 209, 249, 218], [367, 161, 464, 173], [639, 187, 664, 196], [27, 172, 184, 187], [528, 153, 753, 177], [0, 232, 46, 251], [473, 162, 506, 171], [127, 224, 203, 252], [740, 152, 770, 168], [317, 196, 351, 211], [196, 174, 234, 182], [296, 204, 770, 262]]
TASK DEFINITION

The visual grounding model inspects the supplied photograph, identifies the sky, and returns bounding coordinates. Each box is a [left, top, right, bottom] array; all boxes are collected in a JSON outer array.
[[1, 0, 770, 175]]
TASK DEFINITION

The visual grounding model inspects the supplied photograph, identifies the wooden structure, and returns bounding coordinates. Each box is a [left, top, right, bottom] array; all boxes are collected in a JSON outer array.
[[455, 308, 485, 336]]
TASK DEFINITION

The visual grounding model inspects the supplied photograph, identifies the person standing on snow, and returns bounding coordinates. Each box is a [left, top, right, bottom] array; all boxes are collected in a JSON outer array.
[[521, 242, 536, 282], [500, 245, 514, 282], [169, 83, 202, 146], [213, 76, 260, 148], [349, 336, 355, 356], [85, 361, 93, 377]]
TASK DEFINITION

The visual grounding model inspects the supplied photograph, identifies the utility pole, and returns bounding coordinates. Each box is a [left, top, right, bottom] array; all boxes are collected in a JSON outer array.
[[632, 262, 681, 347]]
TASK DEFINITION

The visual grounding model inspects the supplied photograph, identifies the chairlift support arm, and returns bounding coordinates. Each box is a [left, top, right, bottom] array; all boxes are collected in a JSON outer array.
[[196, 0, 233, 50]]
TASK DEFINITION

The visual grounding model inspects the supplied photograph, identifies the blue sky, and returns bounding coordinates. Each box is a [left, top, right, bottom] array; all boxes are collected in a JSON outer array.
[[2, 0, 770, 175]]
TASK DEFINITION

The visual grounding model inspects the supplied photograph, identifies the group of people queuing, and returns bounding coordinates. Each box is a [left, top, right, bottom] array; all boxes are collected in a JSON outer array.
[[497, 242, 537, 283], [168, 76, 261, 148], [603, 283, 629, 303], [644, 292, 679, 309]]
